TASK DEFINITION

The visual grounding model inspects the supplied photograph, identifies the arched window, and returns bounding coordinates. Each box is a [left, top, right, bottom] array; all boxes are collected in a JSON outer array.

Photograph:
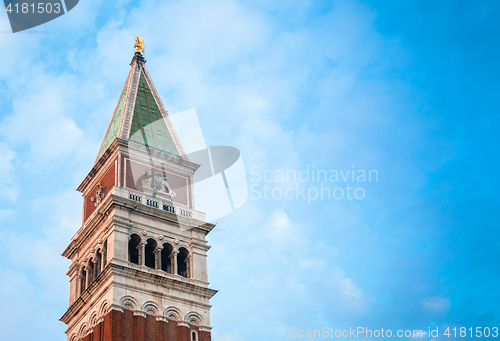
[[177, 247, 190, 278], [145, 239, 157, 269], [129, 234, 141, 265], [191, 330, 198, 341], [95, 250, 102, 278], [102, 240, 108, 268], [80, 267, 87, 295], [88, 258, 95, 284], [161, 243, 173, 273]]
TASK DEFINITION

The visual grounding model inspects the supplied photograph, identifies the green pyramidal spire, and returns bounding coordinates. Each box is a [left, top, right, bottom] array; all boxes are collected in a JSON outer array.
[[128, 73, 179, 155], [95, 52, 185, 163], [97, 72, 131, 160]]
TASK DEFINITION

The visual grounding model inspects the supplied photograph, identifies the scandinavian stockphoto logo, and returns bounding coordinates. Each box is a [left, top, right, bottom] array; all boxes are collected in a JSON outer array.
[[249, 165, 379, 202], [128, 108, 248, 225], [3, 0, 79, 33]]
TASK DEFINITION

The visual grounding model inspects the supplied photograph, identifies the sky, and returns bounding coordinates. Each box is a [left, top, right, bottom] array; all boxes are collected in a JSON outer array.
[[0, 0, 499, 340]]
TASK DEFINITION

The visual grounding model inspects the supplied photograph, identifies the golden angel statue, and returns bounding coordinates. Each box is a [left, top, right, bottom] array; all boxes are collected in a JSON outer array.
[[134, 35, 145, 55]]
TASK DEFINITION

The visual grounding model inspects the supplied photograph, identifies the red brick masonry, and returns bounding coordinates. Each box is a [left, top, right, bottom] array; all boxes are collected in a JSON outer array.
[[80, 309, 211, 341], [84, 162, 116, 221]]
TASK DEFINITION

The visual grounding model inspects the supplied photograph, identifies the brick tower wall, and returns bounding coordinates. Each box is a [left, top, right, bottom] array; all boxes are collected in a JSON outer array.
[[80, 309, 211, 341]]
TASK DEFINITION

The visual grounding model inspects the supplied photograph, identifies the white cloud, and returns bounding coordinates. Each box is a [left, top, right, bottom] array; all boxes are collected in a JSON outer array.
[[339, 278, 363, 300], [0, 266, 34, 337], [264, 209, 298, 242], [0, 142, 18, 201], [0, 209, 13, 220], [0, 188, 80, 339], [2, 74, 84, 164], [422, 296, 452, 313], [0, 0, 455, 339]]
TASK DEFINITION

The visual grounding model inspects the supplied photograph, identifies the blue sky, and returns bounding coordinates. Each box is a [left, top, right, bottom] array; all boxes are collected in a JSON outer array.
[[0, 1, 499, 340]]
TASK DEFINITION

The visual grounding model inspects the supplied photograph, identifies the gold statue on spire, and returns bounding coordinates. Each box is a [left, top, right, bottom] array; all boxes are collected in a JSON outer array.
[[134, 35, 145, 55]]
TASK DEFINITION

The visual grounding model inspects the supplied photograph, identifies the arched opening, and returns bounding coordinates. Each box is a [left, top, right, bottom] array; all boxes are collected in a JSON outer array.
[[161, 243, 173, 273], [191, 330, 198, 341], [102, 240, 108, 268], [88, 258, 95, 284], [95, 250, 102, 278], [80, 267, 87, 295], [177, 247, 190, 278], [128, 234, 141, 265], [145, 238, 157, 269]]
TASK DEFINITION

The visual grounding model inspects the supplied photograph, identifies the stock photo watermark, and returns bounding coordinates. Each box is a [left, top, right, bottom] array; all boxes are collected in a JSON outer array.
[[289, 326, 499, 338], [3, 0, 79, 33], [249, 165, 378, 202]]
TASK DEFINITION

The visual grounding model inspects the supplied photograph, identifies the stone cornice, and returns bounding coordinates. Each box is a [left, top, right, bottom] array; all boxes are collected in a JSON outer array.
[[120, 138, 199, 172], [60, 262, 217, 326], [112, 263, 218, 300]]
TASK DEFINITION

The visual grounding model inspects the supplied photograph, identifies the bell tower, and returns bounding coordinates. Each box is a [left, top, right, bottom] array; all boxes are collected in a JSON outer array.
[[60, 41, 217, 341]]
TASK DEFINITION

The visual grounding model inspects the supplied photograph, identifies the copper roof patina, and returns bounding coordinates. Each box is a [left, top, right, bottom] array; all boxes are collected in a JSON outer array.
[[97, 73, 131, 159], [128, 73, 179, 155]]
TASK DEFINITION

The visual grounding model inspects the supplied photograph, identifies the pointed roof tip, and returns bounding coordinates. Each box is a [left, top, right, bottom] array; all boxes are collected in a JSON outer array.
[[131, 52, 146, 66], [94, 45, 188, 165]]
